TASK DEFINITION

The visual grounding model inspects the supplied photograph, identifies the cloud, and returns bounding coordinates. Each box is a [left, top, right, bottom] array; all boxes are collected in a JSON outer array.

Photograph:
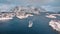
[[41, 5, 60, 12], [41, 5, 53, 11], [0, 0, 54, 5], [0, 0, 60, 12], [52, 7, 60, 11], [0, 4, 15, 12], [26, 0, 54, 5]]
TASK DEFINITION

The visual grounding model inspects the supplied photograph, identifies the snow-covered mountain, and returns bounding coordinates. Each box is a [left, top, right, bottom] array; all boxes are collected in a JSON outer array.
[[11, 6, 47, 15]]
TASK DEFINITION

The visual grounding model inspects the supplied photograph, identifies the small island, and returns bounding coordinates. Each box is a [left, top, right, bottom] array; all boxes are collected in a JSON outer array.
[[46, 14, 56, 18], [49, 20, 60, 31], [0, 6, 40, 20], [0, 12, 15, 20], [16, 12, 33, 19]]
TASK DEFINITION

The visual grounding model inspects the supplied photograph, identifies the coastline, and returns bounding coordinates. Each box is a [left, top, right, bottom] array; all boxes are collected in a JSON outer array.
[[0, 18, 13, 20]]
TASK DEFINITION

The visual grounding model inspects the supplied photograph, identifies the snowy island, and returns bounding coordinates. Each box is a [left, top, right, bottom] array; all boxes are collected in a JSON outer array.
[[0, 6, 41, 20], [0, 12, 15, 20], [49, 20, 60, 32], [46, 14, 56, 18]]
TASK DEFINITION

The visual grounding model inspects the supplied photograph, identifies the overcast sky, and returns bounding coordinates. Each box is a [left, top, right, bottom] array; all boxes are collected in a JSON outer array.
[[0, 0, 60, 12]]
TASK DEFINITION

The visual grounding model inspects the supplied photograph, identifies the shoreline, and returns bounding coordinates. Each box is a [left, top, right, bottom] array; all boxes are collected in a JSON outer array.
[[46, 14, 57, 18], [0, 18, 13, 20], [16, 14, 33, 19]]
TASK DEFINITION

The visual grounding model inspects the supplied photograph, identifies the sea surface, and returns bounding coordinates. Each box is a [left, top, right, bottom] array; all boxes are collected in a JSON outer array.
[[0, 13, 59, 34]]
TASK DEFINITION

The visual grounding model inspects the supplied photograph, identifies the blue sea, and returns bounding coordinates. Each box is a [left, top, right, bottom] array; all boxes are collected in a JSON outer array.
[[0, 13, 59, 34]]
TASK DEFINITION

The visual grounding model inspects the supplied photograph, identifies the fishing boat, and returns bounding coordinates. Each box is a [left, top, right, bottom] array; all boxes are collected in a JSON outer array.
[[28, 21, 33, 28]]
